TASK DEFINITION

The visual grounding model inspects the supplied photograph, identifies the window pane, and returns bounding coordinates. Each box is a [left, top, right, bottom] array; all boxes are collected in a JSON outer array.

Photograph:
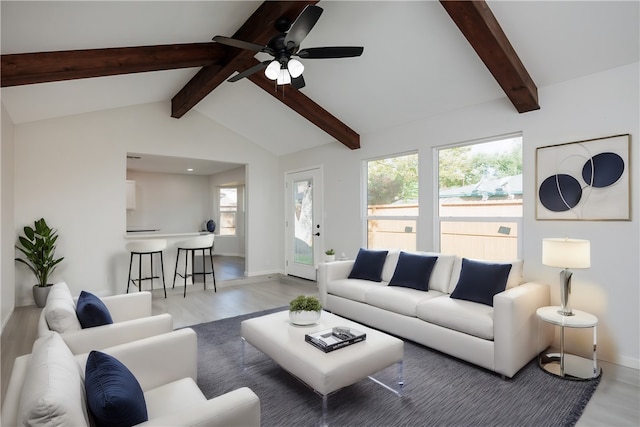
[[367, 219, 416, 251], [438, 138, 522, 217], [220, 188, 237, 211], [368, 153, 418, 216], [220, 212, 236, 235], [440, 221, 518, 260]]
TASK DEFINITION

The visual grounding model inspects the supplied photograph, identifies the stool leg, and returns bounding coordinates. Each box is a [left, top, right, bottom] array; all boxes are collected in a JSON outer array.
[[209, 247, 216, 292], [173, 248, 180, 288], [127, 253, 134, 293], [150, 252, 154, 291], [138, 252, 142, 292], [159, 251, 166, 298], [202, 248, 207, 290], [184, 249, 189, 298]]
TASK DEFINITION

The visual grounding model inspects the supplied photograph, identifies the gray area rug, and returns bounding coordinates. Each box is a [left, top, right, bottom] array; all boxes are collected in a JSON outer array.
[[189, 308, 600, 427]]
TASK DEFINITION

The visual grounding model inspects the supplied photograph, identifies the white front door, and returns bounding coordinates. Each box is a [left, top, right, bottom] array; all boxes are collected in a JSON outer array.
[[285, 167, 323, 280]]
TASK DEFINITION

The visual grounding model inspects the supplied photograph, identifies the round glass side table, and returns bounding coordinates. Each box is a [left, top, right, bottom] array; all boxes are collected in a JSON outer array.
[[536, 306, 601, 380]]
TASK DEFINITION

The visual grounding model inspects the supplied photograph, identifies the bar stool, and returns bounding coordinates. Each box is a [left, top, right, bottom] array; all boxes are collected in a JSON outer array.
[[126, 239, 167, 298], [173, 234, 216, 298]]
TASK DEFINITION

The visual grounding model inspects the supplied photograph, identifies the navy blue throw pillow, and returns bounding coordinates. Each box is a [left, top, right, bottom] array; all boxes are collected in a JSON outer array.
[[450, 258, 512, 306], [389, 252, 438, 291], [85, 351, 148, 427], [348, 248, 389, 282], [76, 291, 113, 328]]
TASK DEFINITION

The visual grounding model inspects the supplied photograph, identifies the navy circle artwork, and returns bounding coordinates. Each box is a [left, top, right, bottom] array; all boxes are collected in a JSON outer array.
[[539, 174, 582, 212], [582, 152, 624, 188]]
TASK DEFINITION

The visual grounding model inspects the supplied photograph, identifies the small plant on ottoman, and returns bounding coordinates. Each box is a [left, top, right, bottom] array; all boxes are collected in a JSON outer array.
[[289, 295, 322, 325]]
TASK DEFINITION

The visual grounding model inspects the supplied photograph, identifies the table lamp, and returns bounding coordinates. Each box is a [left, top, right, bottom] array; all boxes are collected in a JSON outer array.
[[542, 238, 590, 316]]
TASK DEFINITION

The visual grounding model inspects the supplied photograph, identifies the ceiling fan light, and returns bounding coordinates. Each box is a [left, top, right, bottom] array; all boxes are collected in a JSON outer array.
[[277, 69, 291, 85], [265, 60, 280, 80], [287, 59, 304, 78]]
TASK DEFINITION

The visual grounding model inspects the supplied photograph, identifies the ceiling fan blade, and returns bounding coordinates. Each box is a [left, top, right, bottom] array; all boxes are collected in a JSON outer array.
[[291, 75, 306, 90], [284, 5, 323, 51], [296, 46, 364, 59], [227, 60, 271, 82], [213, 35, 273, 55]]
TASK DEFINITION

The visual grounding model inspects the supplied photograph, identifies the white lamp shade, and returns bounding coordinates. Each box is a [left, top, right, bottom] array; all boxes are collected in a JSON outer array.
[[287, 59, 304, 78], [277, 68, 291, 85], [542, 238, 591, 269], [265, 60, 280, 80]]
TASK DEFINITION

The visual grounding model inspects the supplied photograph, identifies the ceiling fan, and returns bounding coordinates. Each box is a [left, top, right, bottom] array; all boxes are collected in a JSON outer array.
[[213, 5, 364, 90]]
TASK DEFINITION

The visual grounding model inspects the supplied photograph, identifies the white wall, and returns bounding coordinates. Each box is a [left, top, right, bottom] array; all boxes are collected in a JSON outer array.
[[126, 170, 211, 233], [1, 104, 16, 330], [12, 102, 281, 304], [209, 166, 246, 258], [280, 63, 640, 369]]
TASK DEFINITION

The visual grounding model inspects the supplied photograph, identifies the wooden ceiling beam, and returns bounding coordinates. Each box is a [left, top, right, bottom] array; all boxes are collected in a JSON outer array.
[[440, 0, 539, 113], [244, 58, 360, 150], [1, 44, 222, 87], [171, 1, 317, 118]]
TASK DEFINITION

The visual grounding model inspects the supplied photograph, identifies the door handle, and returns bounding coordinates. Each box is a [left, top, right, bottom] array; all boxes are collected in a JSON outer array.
[[314, 232, 320, 236]]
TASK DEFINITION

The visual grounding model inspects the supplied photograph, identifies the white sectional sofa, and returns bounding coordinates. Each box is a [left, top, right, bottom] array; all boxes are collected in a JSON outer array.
[[1, 329, 261, 426], [318, 249, 553, 378], [38, 282, 173, 354]]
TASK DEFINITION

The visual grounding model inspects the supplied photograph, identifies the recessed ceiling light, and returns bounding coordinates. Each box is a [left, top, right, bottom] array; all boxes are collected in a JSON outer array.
[[187, 168, 194, 172]]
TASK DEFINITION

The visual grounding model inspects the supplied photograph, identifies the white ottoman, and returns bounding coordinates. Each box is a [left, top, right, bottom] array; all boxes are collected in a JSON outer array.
[[241, 310, 404, 424]]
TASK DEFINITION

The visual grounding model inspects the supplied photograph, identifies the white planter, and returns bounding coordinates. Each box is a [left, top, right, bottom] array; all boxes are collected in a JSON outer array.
[[289, 310, 321, 326], [324, 254, 335, 262]]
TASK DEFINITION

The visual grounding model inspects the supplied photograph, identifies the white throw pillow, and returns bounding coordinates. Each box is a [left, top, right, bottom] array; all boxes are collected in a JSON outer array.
[[44, 282, 82, 333], [18, 332, 89, 426], [381, 249, 401, 283]]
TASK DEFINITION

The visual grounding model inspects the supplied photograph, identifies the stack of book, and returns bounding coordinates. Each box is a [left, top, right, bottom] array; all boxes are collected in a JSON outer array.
[[305, 326, 366, 352]]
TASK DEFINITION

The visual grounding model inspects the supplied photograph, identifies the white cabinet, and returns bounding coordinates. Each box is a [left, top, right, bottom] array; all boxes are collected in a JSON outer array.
[[126, 180, 136, 210]]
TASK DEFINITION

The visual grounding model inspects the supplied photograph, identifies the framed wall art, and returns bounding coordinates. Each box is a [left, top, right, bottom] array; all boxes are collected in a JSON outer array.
[[536, 134, 630, 220]]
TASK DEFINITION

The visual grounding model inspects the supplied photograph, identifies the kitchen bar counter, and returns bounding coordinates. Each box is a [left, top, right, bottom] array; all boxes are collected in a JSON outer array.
[[124, 231, 211, 239]]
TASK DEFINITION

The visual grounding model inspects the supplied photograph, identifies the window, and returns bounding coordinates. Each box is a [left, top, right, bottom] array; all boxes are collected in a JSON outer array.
[[366, 153, 418, 250], [219, 187, 238, 236], [436, 135, 522, 260]]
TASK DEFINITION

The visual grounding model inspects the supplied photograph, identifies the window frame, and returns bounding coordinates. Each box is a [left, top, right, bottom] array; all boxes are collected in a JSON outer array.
[[433, 133, 523, 259], [218, 186, 241, 236], [363, 151, 419, 250]]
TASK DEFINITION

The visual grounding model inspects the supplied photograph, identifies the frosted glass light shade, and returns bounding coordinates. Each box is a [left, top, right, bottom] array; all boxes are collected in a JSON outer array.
[[265, 60, 280, 80], [277, 69, 291, 85], [542, 238, 590, 269], [287, 59, 304, 78]]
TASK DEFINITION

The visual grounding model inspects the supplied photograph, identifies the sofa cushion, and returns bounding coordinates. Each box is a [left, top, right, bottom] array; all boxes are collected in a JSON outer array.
[[18, 332, 89, 427], [348, 248, 389, 282], [416, 296, 495, 340], [85, 351, 148, 427], [327, 278, 385, 303], [450, 259, 512, 306], [44, 282, 82, 333], [421, 252, 456, 293], [76, 291, 113, 328], [381, 249, 400, 283], [388, 252, 438, 291], [365, 287, 445, 317], [143, 378, 206, 420], [448, 258, 524, 293]]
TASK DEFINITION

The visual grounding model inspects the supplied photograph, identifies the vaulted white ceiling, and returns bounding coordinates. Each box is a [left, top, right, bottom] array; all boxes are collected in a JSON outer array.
[[2, 1, 638, 156]]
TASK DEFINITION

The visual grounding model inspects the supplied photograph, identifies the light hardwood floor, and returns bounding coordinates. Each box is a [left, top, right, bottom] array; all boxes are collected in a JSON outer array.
[[1, 258, 638, 425]]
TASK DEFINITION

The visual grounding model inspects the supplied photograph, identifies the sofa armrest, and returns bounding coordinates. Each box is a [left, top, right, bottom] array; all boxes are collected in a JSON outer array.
[[493, 282, 553, 378], [1, 354, 30, 426], [136, 387, 260, 427], [62, 313, 173, 354], [76, 328, 197, 392], [317, 261, 354, 306], [101, 292, 153, 322]]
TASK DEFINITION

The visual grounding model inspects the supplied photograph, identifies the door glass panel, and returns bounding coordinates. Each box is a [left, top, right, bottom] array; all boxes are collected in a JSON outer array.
[[293, 178, 314, 266]]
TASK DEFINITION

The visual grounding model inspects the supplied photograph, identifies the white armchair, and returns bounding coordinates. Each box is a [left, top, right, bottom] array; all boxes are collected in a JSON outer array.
[[2, 329, 261, 426], [38, 282, 173, 354]]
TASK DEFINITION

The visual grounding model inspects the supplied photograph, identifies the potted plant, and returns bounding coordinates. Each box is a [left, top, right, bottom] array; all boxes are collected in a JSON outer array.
[[324, 248, 336, 262], [15, 218, 64, 308], [289, 295, 322, 325]]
